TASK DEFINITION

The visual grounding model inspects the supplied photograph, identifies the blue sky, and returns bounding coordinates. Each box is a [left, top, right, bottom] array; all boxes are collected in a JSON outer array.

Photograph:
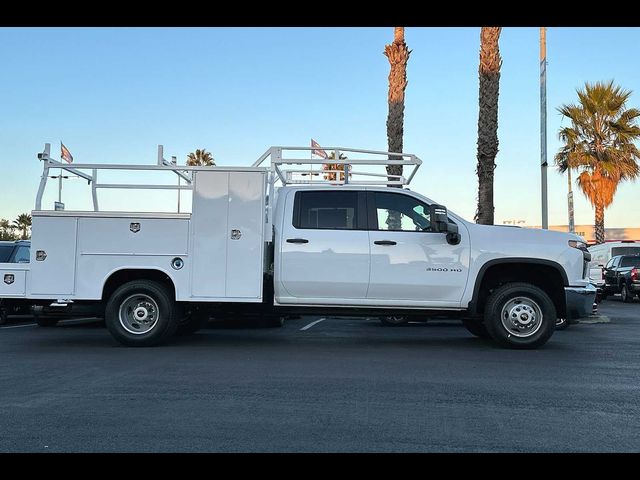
[[0, 27, 639, 228]]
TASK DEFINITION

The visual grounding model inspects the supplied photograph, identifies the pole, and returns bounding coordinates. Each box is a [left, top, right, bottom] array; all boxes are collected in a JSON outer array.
[[567, 167, 575, 233], [58, 172, 63, 203], [171, 156, 180, 213], [540, 27, 548, 230]]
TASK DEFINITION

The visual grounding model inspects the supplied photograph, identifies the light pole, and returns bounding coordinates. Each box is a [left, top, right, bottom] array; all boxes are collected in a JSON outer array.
[[540, 27, 548, 230], [567, 168, 575, 233]]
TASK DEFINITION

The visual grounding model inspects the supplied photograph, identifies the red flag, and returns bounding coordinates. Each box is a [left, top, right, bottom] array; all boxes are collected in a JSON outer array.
[[61, 142, 73, 164], [311, 139, 328, 159]]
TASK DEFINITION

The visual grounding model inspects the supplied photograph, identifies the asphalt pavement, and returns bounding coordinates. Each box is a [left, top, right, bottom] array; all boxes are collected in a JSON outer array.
[[0, 297, 639, 452]]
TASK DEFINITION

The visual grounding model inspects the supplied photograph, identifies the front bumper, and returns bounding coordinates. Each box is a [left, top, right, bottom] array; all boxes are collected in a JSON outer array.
[[565, 284, 597, 322]]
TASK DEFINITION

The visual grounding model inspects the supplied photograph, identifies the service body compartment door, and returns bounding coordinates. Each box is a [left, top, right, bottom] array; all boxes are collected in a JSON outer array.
[[0, 267, 27, 297], [28, 215, 78, 296], [226, 171, 265, 298], [190, 170, 266, 300]]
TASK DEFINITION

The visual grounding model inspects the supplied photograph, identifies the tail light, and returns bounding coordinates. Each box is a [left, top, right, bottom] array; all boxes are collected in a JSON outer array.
[[632, 268, 638, 281]]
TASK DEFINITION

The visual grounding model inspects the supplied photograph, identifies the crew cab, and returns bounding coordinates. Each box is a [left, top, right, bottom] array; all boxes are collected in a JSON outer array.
[[0, 144, 596, 348], [602, 254, 640, 303]]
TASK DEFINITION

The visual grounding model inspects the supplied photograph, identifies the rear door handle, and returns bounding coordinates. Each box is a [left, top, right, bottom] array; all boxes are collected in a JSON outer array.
[[286, 238, 309, 244], [374, 240, 397, 246]]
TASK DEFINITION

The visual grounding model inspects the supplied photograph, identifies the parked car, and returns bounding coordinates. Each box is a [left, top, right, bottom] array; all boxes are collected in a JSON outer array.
[[602, 254, 640, 302], [0, 240, 31, 324]]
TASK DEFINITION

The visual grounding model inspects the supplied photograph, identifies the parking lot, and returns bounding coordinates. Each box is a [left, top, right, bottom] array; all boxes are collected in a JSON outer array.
[[1, 298, 639, 452]]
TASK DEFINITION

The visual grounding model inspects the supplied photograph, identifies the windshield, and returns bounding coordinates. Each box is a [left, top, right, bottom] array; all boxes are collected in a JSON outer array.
[[620, 257, 640, 268], [0, 245, 13, 262]]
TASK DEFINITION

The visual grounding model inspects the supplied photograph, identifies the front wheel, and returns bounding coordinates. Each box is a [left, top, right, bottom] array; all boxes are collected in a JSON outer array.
[[484, 282, 556, 349], [105, 280, 179, 347]]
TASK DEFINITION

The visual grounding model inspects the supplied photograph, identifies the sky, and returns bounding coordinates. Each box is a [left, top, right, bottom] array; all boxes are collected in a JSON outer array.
[[0, 27, 639, 228]]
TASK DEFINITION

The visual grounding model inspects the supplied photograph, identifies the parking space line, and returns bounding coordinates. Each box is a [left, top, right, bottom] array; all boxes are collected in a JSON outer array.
[[0, 324, 37, 329], [300, 318, 326, 331]]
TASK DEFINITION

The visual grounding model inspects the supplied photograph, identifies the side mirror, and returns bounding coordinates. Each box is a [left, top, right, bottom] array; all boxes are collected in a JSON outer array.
[[429, 204, 449, 233], [445, 223, 461, 245], [429, 204, 461, 245]]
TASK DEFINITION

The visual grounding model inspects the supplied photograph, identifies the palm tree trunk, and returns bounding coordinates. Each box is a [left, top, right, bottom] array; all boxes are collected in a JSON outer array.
[[475, 27, 502, 225], [384, 27, 410, 230], [594, 202, 605, 244], [385, 27, 410, 186]]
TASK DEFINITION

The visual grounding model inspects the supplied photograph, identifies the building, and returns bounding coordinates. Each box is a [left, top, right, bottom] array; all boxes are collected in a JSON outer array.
[[527, 225, 640, 245]]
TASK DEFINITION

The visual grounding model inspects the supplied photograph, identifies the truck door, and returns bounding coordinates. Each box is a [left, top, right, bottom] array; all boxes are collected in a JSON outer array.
[[366, 191, 470, 307], [277, 190, 370, 301]]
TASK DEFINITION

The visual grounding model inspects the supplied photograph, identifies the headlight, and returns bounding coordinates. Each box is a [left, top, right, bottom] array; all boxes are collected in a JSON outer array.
[[568, 240, 588, 250]]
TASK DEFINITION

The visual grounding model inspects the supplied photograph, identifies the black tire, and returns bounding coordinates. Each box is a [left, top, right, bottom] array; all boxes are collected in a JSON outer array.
[[380, 315, 409, 326], [621, 284, 633, 303], [36, 317, 59, 327], [555, 317, 569, 330], [484, 282, 556, 349], [462, 319, 490, 338], [105, 280, 179, 347]]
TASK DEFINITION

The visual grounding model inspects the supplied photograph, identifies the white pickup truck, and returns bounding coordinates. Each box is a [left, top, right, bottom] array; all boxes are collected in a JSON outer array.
[[0, 144, 596, 349]]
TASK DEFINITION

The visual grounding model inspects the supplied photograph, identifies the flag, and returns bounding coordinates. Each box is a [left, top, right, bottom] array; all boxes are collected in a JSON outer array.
[[61, 142, 73, 164], [311, 139, 328, 159]]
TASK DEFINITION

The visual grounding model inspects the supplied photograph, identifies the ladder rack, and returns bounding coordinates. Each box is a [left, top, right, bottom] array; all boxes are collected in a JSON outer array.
[[252, 146, 422, 187], [34, 143, 423, 213]]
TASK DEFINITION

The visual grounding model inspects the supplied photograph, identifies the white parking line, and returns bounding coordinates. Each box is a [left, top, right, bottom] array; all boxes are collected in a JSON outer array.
[[300, 318, 326, 331], [0, 323, 37, 329]]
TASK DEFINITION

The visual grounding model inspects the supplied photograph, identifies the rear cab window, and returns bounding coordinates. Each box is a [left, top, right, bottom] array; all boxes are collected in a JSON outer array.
[[293, 191, 366, 230], [620, 256, 640, 268], [0, 245, 13, 263]]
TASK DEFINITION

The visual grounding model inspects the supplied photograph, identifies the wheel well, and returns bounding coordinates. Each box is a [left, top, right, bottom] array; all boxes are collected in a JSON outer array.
[[473, 262, 566, 318], [102, 269, 176, 302]]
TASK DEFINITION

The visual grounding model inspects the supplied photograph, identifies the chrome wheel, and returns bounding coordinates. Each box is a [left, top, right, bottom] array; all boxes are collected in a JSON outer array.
[[119, 294, 160, 335], [500, 296, 543, 338]]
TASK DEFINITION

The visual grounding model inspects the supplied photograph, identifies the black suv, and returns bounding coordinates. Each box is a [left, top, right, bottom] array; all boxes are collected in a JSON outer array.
[[602, 254, 640, 303]]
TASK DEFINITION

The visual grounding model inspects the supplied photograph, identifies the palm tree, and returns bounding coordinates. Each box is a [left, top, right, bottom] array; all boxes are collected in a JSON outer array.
[[0, 219, 16, 240], [186, 149, 215, 166], [384, 27, 411, 186], [555, 80, 640, 244], [13, 213, 32, 240], [475, 27, 502, 225], [384, 27, 411, 231]]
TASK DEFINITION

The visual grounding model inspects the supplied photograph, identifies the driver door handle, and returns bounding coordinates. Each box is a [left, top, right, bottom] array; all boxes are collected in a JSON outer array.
[[374, 240, 397, 246], [286, 238, 309, 244]]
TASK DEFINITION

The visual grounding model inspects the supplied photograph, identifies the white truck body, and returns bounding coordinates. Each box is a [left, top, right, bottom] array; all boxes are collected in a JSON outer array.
[[0, 144, 596, 348]]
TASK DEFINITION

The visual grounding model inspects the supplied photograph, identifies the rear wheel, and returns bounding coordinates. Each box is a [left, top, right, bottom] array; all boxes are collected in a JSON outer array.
[[380, 315, 409, 326], [484, 282, 556, 349], [105, 280, 179, 347], [462, 319, 490, 338], [621, 284, 633, 303]]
